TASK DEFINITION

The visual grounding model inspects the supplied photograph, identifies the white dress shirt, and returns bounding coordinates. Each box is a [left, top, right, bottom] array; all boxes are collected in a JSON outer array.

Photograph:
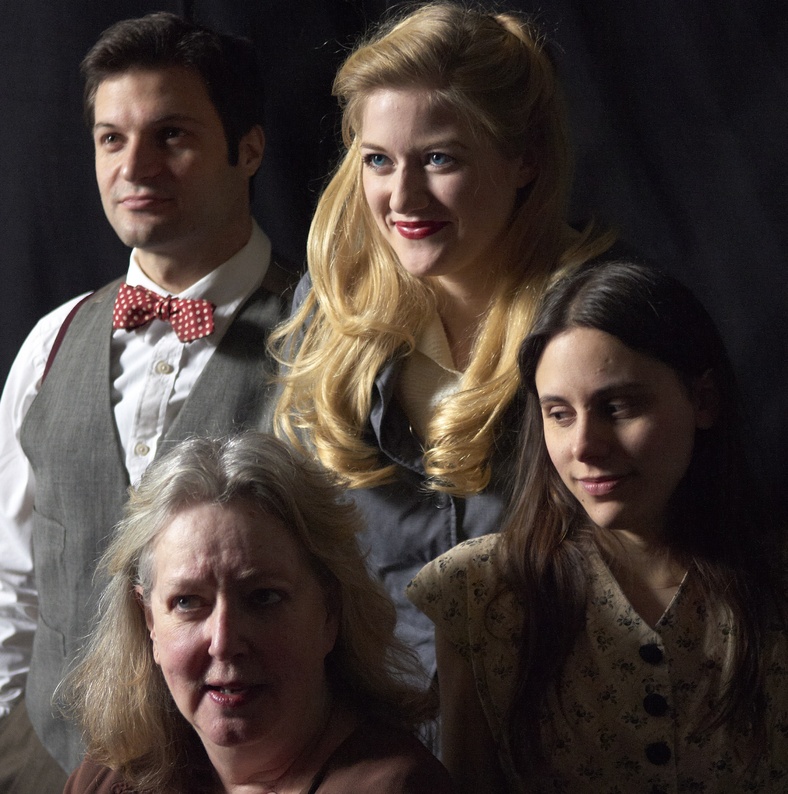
[[0, 222, 271, 717]]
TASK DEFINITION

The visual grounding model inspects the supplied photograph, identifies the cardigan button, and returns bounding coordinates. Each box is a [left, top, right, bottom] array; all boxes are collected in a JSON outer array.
[[639, 643, 664, 664], [645, 741, 671, 765], [643, 692, 669, 716]]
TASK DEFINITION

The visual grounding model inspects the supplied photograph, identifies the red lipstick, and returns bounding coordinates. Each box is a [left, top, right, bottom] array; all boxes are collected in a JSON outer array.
[[394, 221, 449, 240]]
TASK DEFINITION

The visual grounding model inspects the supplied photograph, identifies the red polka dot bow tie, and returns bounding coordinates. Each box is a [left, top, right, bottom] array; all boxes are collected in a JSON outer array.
[[112, 283, 216, 342]]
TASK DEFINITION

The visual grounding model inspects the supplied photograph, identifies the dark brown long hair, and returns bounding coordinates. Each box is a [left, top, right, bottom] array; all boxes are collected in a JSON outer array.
[[500, 260, 780, 776]]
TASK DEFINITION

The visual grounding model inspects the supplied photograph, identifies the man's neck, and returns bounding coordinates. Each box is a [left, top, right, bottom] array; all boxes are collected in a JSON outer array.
[[136, 218, 253, 294]]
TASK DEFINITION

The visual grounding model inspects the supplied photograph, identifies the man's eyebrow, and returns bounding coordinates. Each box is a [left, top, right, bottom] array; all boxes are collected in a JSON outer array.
[[93, 113, 204, 131]]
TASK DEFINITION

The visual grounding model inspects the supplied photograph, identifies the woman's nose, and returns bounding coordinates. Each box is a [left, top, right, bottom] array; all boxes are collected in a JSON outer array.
[[572, 414, 611, 462], [389, 165, 429, 214], [207, 602, 248, 660]]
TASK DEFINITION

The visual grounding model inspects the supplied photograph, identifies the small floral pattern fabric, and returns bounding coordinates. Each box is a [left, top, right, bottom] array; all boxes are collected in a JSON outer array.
[[407, 534, 788, 793]]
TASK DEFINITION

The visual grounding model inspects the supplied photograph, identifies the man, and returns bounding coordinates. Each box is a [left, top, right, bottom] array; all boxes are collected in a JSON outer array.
[[0, 13, 292, 788]]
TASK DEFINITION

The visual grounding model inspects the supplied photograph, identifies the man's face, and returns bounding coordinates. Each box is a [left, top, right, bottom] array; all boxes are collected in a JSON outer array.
[[92, 66, 263, 282]]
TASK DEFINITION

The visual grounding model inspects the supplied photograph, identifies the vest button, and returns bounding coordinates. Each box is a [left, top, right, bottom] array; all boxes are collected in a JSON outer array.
[[639, 643, 664, 664], [643, 692, 669, 716], [134, 442, 150, 457], [645, 741, 671, 765], [155, 360, 174, 375]]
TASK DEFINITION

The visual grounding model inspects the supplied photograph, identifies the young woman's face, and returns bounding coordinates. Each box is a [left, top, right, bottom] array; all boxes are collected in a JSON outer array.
[[535, 327, 712, 538], [359, 88, 533, 297], [141, 500, 338, 768]]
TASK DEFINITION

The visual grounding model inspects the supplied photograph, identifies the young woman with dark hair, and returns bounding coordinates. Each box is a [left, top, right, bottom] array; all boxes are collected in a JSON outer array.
[[409, 260, 787, 792]]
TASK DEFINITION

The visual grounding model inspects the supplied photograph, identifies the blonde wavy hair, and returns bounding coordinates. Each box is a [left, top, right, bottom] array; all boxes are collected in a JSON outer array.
[[58, 434, 434, 793], [272, 2, 612, 494]]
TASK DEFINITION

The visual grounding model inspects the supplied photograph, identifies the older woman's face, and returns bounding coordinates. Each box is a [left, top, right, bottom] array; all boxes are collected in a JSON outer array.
[[360, 88, 533, 295], [142, 500, 338, 764]]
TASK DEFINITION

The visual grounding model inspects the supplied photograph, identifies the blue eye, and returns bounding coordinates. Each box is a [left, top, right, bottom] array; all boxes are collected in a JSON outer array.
[[363, 153, 391, 170], [428, 152, 454, 167], [173, 595, 202, 611]]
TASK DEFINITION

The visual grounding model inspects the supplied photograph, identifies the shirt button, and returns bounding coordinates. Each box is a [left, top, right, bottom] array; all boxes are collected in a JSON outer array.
[[645, 741, 671, 765], [155, 360, 174, 375], [134, 442, 150, 457], [643, 692, 669, 716], [639, 643, 664, 664]]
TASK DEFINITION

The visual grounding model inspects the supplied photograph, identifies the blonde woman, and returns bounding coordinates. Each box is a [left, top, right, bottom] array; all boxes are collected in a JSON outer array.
[[272, 3, 613, 684]]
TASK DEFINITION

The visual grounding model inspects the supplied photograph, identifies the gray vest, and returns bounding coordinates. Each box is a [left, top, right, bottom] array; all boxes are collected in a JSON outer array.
[[20, 277, 286, 770]]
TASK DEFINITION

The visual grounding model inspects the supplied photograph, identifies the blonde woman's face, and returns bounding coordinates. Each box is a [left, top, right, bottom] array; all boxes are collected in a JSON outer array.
[[360, 88, 533, 297], [141, 500, 338, 767]]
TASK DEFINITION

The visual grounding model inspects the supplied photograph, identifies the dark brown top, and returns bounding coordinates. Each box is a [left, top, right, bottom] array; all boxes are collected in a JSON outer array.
[[64, 720, 455, 793]]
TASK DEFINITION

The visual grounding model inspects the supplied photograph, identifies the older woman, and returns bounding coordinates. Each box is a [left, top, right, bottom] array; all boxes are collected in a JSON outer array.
[[59, 433, 454, 793]]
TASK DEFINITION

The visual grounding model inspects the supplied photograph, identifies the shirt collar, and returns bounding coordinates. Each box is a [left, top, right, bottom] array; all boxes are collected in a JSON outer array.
[[125, 221, 271, 326], [416, 311, 460, 374]]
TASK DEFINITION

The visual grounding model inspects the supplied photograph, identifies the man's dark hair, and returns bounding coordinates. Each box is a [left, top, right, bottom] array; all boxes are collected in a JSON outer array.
[[81, 12, 264, 166]]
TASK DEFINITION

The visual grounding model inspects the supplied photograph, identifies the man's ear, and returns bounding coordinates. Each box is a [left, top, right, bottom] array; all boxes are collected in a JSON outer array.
[[238, 124, 265, 176], [693, 369, 720, 430]]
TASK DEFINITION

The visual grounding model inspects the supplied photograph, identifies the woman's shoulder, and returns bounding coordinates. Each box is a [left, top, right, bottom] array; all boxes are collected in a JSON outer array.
[[406, 534, 516, 653], [64, 757, 137, 794], [313, 719, 455, 793], [407, 534, 502, 602], [291, 270, 313, 313]]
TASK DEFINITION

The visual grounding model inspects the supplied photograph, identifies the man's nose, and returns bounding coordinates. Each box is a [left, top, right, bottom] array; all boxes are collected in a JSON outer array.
[[120, 137, 162, 182]]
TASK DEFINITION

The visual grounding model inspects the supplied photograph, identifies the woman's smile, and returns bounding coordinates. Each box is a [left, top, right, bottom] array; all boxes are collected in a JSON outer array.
[[360, 87, 532, 294], [393, 220, 449, 239]]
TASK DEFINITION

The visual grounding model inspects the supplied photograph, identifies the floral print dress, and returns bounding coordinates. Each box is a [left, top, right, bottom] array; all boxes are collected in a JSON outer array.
[[407, 534, 788, 793]]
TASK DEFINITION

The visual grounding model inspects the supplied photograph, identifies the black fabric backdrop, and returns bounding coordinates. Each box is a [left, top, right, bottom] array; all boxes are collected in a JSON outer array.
[[1, 1, 785, 516]]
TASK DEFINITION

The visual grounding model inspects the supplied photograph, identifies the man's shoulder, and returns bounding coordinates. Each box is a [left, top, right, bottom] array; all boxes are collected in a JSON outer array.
[[33, 292, 95, 338], [35, 278, 123, 333]]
